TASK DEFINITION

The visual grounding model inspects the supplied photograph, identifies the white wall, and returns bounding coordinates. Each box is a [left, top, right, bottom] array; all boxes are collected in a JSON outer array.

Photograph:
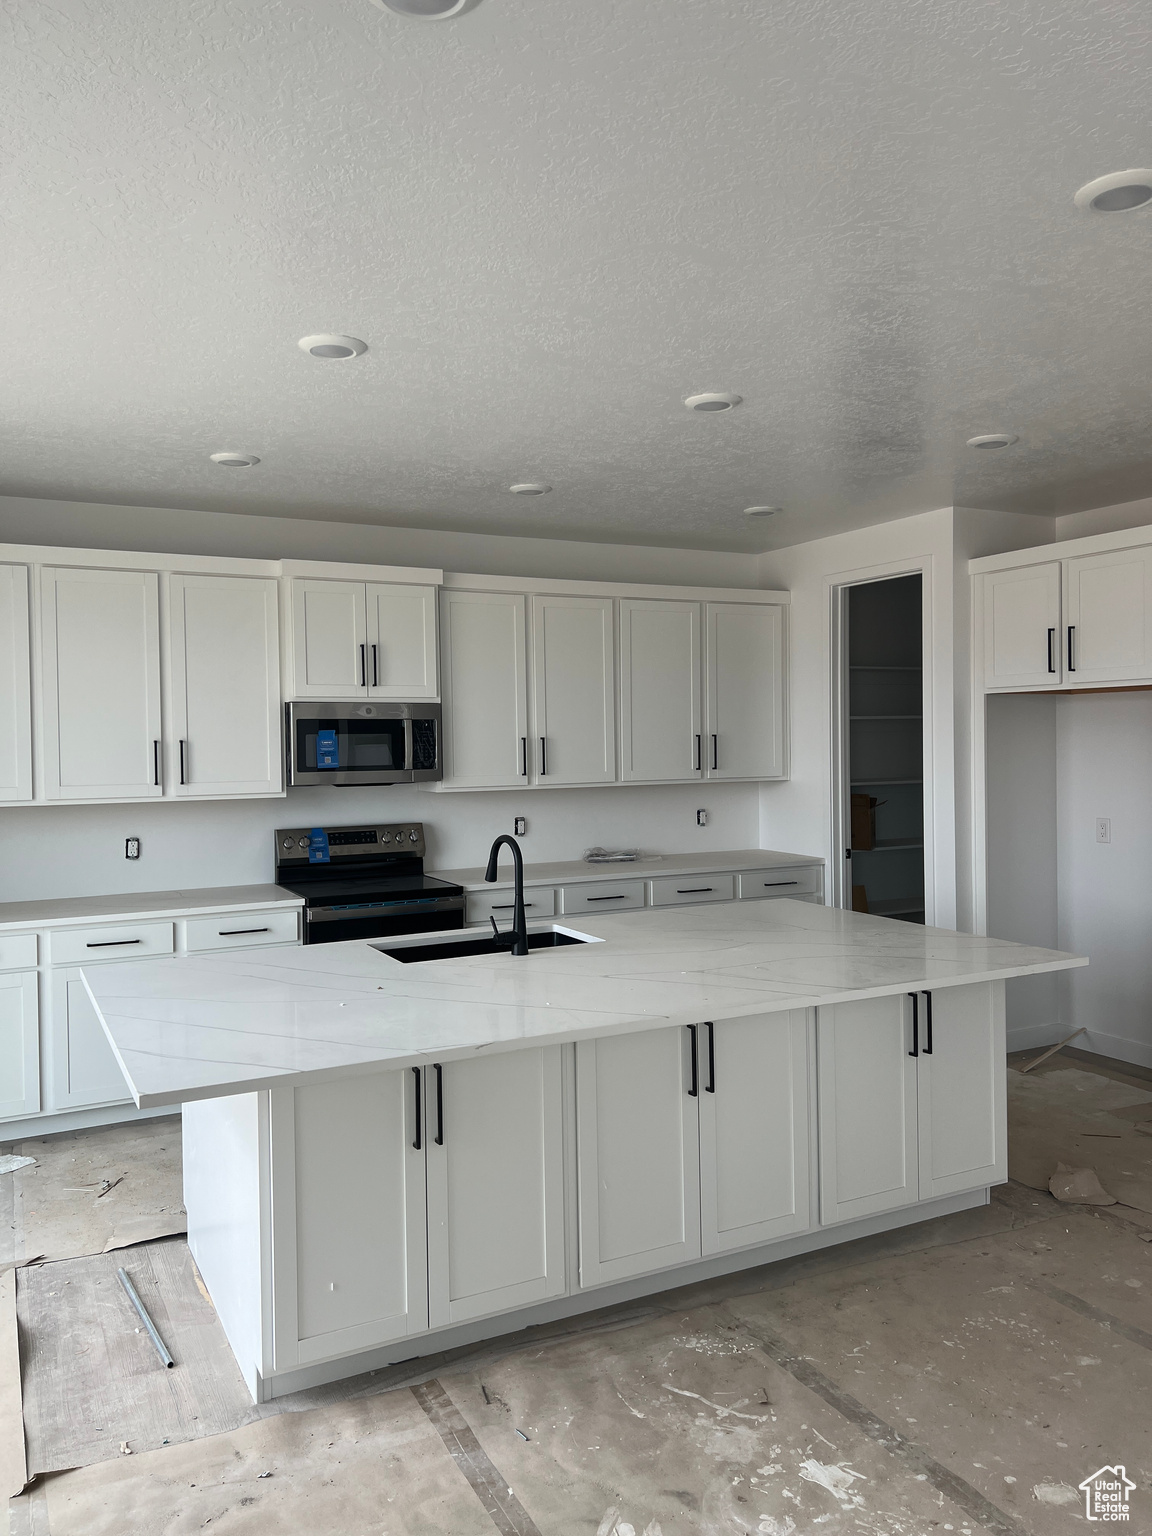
[[1056, 692, 1152, 1069], [1054, 494, 1152, 545]]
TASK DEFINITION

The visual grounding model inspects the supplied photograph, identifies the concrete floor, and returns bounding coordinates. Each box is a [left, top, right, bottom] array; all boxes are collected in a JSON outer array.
[[5, 1051, 1151, 1535]]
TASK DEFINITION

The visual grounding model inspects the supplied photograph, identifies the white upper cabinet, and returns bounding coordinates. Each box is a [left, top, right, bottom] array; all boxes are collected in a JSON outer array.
[[439, 590, 529, 789], [530, 595, 616, 786], [1062, 548, 1152, 684], [39, 567, 163, 801], [289, 579, 439, 700], [167, 574, 282, 798], [705, 601, 785, 779], [982, 562, 1062, 689], [0, 564, 32, 804], [619, 599, 702, 781]]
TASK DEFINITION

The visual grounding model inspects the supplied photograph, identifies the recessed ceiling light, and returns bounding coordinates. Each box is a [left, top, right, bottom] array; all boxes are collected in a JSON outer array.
[[297, 334, 368, 360], [966, 433, 1018, 450], [1074, 170, 1152, 213], [509, 483, 552, 496], [744, 506, 782, 518], [209, 451, 260, 468], [370, 0, 474, 16], [685, 392, 742, 413]]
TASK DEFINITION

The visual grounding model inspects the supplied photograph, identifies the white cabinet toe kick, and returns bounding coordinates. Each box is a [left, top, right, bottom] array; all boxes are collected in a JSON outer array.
[[185, 981, 1007, 1402]]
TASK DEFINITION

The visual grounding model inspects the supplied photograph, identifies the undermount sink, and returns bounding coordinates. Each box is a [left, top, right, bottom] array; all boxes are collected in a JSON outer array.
[[376, 928, 594, 964]]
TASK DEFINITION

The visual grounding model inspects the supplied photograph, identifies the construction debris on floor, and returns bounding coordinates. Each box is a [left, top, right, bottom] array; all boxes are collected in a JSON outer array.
[[4, 1060, 1151, 1535]]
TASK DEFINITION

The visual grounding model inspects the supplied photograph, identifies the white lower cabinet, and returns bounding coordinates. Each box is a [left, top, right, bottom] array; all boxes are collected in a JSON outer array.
[[49, 969, 135, 1111], [0, 971, 40, 1120], [271, 1072, 428, 1368], [699, 1011, 811, 1254], [817, 983, 1004, 1225], [426, 1047, 566, 1327]]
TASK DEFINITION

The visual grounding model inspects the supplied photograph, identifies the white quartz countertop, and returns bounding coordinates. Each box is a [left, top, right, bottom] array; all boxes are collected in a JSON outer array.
[[432, 848, 824, 891], [0, 884, 303, 932], [82, 901, 1085, 1111]]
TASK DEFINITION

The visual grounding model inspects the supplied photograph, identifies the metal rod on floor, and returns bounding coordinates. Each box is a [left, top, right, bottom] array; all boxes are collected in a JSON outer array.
[[117, 1267, 175, 1368], [1017, 1026, 1087, 1075]]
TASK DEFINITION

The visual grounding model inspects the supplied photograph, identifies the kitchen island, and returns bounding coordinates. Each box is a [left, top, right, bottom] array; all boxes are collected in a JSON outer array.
[[83, 900, 1084, 1401]]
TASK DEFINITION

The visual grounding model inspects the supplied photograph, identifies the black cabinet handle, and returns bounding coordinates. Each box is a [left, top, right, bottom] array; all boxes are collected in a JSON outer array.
[[1047, 627, 1056, 674], [179, 739, 187, 785], [1067, 625, 1076, 673], [695, 734, 702, 771], [687, 1023, 698, 1097], [412, 1066, 422, 1150], [86, 938, 143, 948], [677, 887, 714, 894], [539, 737, 547, 775], [711, 734, 718, 771], [705, 1021, 716, 1093], [520, 737, 528, 777], [218, 927, 270, 936], [922, 990, 933, 1054], [153, 740, 160, 787], [907, 992, 919, 1056], [371, 644, 378, 687], [587, 894, 626, 901], [434, 1062, 444, 1146], [359, 643, 367, 686], [763, 880, 798, 888], [491, 902, 535, 910]]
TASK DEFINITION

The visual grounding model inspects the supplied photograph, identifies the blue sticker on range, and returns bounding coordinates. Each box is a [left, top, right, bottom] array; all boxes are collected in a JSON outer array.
[[316, 729, 339, 769], [308, 828, 331, 864]]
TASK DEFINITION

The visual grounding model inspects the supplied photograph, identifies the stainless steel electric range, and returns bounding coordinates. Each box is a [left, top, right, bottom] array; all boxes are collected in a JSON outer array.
[[274, 822, 465, 944]]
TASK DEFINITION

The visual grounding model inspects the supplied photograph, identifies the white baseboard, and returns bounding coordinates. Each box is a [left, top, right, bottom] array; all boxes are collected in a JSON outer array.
[[0, 1100, 177, 1146], [1005, 1021, 1152, 1072], [1005, 1021, 1067, 1053]]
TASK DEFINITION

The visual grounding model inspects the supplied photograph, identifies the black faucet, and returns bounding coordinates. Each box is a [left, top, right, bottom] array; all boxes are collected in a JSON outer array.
[[484, 834, 529, 956]]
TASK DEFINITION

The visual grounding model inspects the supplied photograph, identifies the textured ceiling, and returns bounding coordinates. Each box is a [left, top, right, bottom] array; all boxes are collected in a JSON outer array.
[[3, 0, 1151, 553]]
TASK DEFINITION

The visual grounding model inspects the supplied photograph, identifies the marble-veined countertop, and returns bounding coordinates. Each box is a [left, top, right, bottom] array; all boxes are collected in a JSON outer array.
[[0, 884, 303, 932], [431, 848, 823, 891], [82, 900, 1085, 1111]]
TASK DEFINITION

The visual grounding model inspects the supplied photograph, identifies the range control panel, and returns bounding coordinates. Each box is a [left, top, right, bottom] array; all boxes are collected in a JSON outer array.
[[275, 823, 426, 862]]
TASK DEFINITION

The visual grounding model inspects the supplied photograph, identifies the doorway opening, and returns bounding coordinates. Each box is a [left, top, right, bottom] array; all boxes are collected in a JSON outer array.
[[841, 574, 926, 923]]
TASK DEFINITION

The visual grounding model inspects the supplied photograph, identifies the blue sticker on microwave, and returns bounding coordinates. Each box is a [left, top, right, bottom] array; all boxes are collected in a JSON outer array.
[[308, 827, 331, 864], [316, 729, 339, 769]]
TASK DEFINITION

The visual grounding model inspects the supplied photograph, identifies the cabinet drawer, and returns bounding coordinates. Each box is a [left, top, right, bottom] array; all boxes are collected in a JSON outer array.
[[185, 908, 301, 952], [0, 933, 37, 971], [466, 887, 557, 926], [648, 873, 734, 907], [560, 880, 644, 915], [737, 866, 822, 900], [48, 921, 175, 967]]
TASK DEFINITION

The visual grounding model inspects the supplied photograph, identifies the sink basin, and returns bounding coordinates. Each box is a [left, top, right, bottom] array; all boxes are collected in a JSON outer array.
[[377, 929, 593, 964]]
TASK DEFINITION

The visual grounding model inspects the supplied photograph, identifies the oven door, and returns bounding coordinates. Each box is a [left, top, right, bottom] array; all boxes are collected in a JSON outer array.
[[303, 894, 465, 944], [287, 703, 441, 786]]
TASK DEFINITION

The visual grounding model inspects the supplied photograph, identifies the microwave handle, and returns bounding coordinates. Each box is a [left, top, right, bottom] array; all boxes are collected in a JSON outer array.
[[403, 714, 414, 773]]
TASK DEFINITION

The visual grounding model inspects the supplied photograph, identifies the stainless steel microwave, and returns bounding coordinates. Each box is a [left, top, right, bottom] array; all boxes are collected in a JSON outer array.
[[285, 702, 442, 787]]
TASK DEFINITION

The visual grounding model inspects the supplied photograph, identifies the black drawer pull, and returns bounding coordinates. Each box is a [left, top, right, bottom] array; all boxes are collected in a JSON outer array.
[[587, 894, 626, 901], [412, 1066, 422, 1150], [687, 1023, 698, 1097], [677, 887, 714, 894], [86, 938, 143, 948], [908, 991, 919, 1057], [491, 903, 534, 910], [218, 927, 270, 937], [763, 880, 798, 888]]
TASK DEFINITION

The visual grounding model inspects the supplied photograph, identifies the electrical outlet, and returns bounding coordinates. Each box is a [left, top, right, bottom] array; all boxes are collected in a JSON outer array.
[[696, 809, 708, 827], [1096, 817, 1111, 844], [125, 837, 141, 860], [513, 815, 527, 837]]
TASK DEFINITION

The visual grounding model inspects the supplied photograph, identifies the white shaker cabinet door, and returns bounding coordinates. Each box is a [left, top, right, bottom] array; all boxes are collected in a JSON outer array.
[[39, 567, 162, 800], [0, 564, 32, 803], [816, 995, 919, 1224], [270, 1072, 428, 1369], [1063, 548, 1152, 684], [618, 599, 702, 782], [576, 1025, 701, 1287], [704, 603, 785, 780], [290, 579, 368, 697], [0, 971, 39, 1121], [699, 1010, 811, 1255], [48, 969, 133, 1111], [916, 983, 1006, 1199], [168, 575, 282, 797], [425, 1047, 566, 1329], [439, 590, 529, 788], [530, 595, 616, 786], [366, 583, 439, 699], [981, 563, 1061, 688]]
